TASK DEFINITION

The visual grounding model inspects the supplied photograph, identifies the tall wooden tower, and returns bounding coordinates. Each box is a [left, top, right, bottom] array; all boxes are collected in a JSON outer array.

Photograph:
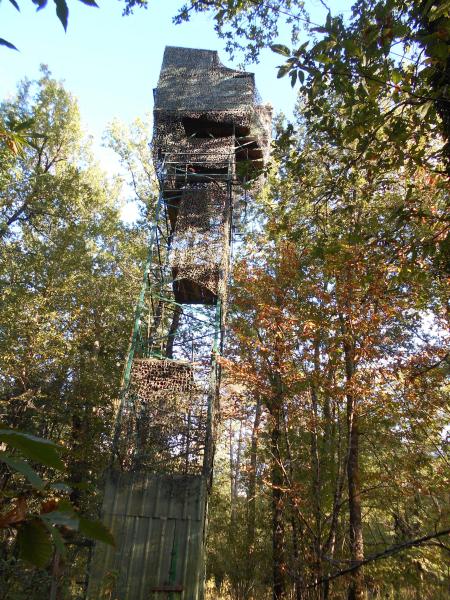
[[87, 47, 271, 600]]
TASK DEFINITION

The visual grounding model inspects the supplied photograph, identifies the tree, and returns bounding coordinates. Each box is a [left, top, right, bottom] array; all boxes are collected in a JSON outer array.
[[175, 1, 450, 173], [0, 68, 146, 598], [205, 94, 449, 598]]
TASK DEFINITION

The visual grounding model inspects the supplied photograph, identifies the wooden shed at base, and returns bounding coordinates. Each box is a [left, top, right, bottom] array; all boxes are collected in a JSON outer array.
[[87, 472, 207, 600]]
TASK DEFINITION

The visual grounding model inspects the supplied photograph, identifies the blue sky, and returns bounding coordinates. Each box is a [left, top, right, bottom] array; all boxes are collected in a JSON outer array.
[[2, 2, 300, 126], [1, 0, 348, 216]]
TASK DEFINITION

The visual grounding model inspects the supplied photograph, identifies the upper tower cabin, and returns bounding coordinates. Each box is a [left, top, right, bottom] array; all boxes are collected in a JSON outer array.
[[153, 46, 272, 176], [152, 46, 271, 305]]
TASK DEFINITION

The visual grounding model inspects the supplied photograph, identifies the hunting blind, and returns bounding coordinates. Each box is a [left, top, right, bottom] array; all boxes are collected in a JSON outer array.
[[87, 46, 271, 600]]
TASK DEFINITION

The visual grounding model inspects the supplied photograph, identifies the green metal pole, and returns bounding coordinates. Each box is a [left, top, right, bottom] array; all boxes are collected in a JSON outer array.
[[112, 170, 165, 455]]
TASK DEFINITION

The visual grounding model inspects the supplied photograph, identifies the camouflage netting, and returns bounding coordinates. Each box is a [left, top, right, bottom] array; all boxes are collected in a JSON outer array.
[[169, 186, 230, 304], [131, 358, 194, 393], [153, 46, 272, 173], [163, 133, 235, 171], [116, 359, 209, 473], [153, 46, 256, 112], [152, 46, 271, 306]]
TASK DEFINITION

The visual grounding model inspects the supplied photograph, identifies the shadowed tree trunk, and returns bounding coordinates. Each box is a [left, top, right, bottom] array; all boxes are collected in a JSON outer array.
[[282, 406, 304, 600], [310, 336, 323, 595], [340, 315, 365, 600], [270, 401, 286, 600], [247, 394, 262, 556], [165, 305, 182, 358]]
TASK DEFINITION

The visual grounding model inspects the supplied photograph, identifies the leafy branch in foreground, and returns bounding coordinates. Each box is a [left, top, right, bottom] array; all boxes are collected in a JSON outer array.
[[0, 428, 114, 568], [175, 1, 450, 173], [0, 116, 46, 158]]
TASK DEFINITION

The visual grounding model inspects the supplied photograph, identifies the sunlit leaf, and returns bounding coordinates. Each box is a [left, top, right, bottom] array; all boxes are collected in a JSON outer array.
[[270, 44, 291, 57], [277, 64, 290, 79], [0, 429, 64, 470]]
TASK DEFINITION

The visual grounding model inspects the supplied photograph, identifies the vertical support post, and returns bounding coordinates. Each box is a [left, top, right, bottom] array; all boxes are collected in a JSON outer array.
[[202, 299, 222, 480]]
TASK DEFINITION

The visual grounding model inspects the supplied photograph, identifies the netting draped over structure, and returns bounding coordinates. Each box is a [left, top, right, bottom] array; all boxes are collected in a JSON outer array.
[[116, 359, 209, 474], [153, 46, 272, 173], [88, 46, 271, 600], [170, 187, 231, 304]]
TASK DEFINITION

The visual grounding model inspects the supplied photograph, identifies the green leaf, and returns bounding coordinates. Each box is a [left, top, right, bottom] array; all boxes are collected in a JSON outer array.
[[0, 451, 45, 489], [343, 38, 360, 57], [79, 517, 115, 546], [0, 429, 64, 470], [0, 38, 18, 51], [294, 41, 309, 57], [277, 64, 291, 79], [8, 0, 20, 11], [391, 69, 402, 84], [14, 118, 35, 132], [315, 53, 332, 65], [428, 2, 450, 22], [428, 41, 449, 60], [54, 0, 69, 31], [48, 482, 72, 493], [41, 510, 79, 529], [360, 78, 370, 96], [417, 100, 434, 119], [53, 498, 77, 514], [270, 44, 291, 57], [311, 244, 325, 260], [79, 0, 99, 5], [290, 70, 297, 87], [17, 519, 53, 568]]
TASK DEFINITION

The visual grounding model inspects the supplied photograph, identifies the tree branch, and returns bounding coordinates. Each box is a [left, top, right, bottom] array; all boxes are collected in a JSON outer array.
[[308, 528, 450, 589]]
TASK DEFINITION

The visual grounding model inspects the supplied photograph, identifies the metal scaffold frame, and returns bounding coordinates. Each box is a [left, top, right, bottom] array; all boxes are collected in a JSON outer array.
[[112, 151, 232, 476]]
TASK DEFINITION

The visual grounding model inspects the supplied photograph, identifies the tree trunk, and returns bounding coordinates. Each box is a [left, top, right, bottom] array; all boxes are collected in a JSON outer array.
[[247, 395, 262, 554], [165, 305, 181, 358], [310, 336, 323, 594], [341, 325, 365, 600], [229, 419, 242, 527], [282, 406, 304, 600], [246, 395, 262, 596], [271, 405, 286, 600], [346, 392, 364, 600], [69, 411, 88, 508]]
